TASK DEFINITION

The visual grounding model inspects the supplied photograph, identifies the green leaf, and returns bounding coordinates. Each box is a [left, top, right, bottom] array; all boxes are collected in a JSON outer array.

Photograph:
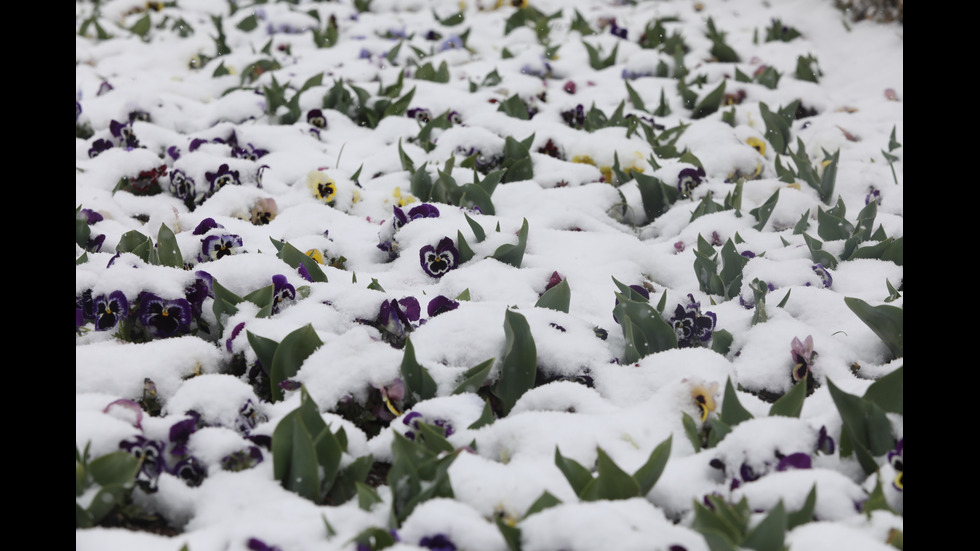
[[863, 366, 903, 414], [827, 379, 894, 474], [795, 54, 821, 82], [613, 295, 678, 363], [691, 81, 726, 119], [742, 501, 786, 551], [535, 278, 570, 313], [496, 516, 523, 551], [632, 435, 672, 495], [862, 475, 897, 516], [355, 481, 383, 511], [580, 448, 640, 501], [401, 339, 438, 401], [312, 427, 343, 499], [270, 325, 323, 402], [525, 490, 562, 517], [844, 297, 903, 359], [88, 451, 140, 487], [759, 102, 792, 155], [624, 80, 646, 112], [275, 240, 329, 283], [681, 411, 702, 452], [273, 411, 321, 502], [787, 485, 817, 530], [130, 13, 151, 38], [467, 399, 495, 429], [452, 358, 495, 395], [554, 447, 593, 496], [711, 328, 734, 356], [459, 183, 496, 216], [492, 218, 529, 268], [720, 378, 753, 427], [464, 212, 487, 243], [493, 310, 537, 416], [749, 189, 779, 231], [768, 376, 807, 418]]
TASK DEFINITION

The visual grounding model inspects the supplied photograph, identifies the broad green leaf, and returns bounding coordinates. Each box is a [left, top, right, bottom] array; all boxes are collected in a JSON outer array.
[[247, 331, 279, 376], [535, 278, 570, 313], [243, 284, 275, 318], [275, 240, 328, 283], [397, 138, 415, 173], [742, 501, 786, 551], [355, 481, 383, 511], [749, 189, 779, 231], [467, 399, 495, 429], [496, 516, 522, 551], [155, 223, 183, 268], [525, 490, 562, 517], [711, 328, 734, 356], [452, 357, 495, 395], [633, 435, 672, 495], [844, 297, 903, 359], [459, 183, 496, 215], [863, 366, 903, 414], [681, 411, 702, 452], [401, 339, 438, 401], [827, 379, 893, 474], [691, 81, 726, 119], [88, 451, 140, 487], [493, 310, 537, 416], [274, 412, 321, 502], [787, 485, 817, 530], [270, 325, 323, 402], [312, 425, 343, 498], [613, 296, 678, 363], [580, 448, 640, 501], [706, 418, 732, 448], [492, 218, 529, 268], [624, 80, 646, 112], [720, 378, 753, 427], [417, 422, 456, 455], [456, 231, 475, 264], [769, 376, 806, 418], [554, 447, 593, 496]]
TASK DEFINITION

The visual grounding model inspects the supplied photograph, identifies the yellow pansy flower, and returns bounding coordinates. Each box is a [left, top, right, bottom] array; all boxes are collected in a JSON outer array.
[[690, 381, 719, 422], [746, 137, 767, 157], [305, 249, 325, 265], [307, 170, 337, 203]]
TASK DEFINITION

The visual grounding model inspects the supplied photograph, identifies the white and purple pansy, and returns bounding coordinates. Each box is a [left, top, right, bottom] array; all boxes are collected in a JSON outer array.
[[201, 233, 244, 261], [419, 237, 460, 278], [93, 291, 129, 332], [137, 292, 194, 339]]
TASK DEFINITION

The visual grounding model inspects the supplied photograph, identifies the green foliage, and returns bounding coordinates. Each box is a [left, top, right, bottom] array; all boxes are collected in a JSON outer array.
[[844, 297, 903, 359], [693, 238, 748, 300], [582, 40, 619, 70], [705, 18, 740, 62], [554, 436, 671, 501], [765, 19, 802, 42], [272, 238, 329, 283], [692, 495, 791, 551], [76, 444, 141, 528], [612, 279, 678, 363], [388, 430, 458, 523], [827, 379, 896, 475], [634, 171, 680, 222], [535, 278, 570, 313], [749, 189, 779, 231], [400, 339, 438, 402], [691, 81, 726, 119], [777, 138, 838, 204], [414, 61, 450, 83], [795, 54, 822, 82], [758, 101, 797, 155], [245, 324, 323, 403], [492, 310, 538, 416], [492, 218, 530, 268]]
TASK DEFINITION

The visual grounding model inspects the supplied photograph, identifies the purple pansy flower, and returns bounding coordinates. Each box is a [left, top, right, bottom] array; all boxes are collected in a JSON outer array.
[[810, 263, 833, 289], [94, 291, 129, 331], [378, 297, 421, 341], [205, 164, 240, 194], [172, 456, 207, 487], [402, 411, 454, 441], [420, 237, 460, 278], [677, 166, 706, 197], [119, 435, 166, 491], [448, 110, 463, 125], [561, 104, 586, 129], [408, 107, 432, 124], [669, 294, 716, 348], [193, 218, 224, 235], [271, 274, 296, 314], [227, 321, 247, 353], [138, 292, 193, 338], [888, 439, 903, 491], [420, 534, 457, 551], [817, 426, 835, 455], [775, 452, 812, 472], [232, 143, 269, 161], [307, 109, 327, 129], [109, 119, 139, 148], [201, 234, 244, 261], [168, 412, 201, 457], [393, 203, 441, 230], [169, 169, 196, 204], [88, 138, 114, 158], [790, 335, 815, 382], [167, 145, 181, 161], [221, 446, 264, 472], [246, 538, 282, 551], [427, 295, 459, 317], [609, 19, 628, 39]]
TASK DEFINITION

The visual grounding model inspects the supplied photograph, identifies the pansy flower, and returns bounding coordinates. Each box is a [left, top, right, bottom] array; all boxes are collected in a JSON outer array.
[[201, 234, 244, 261], [677, 166, 706, 197], [250, 197, 278, 225], [221, 446, 264, 472], [137, 292, 193, 338], [775, 452, 812, 472], [128, 165, 168, 195], [427, 295, 459, 317], [393, 203, 440, 230], [448, 110, 463, 125], [307, 109, 327, 129], [119, 435, 166, 491], [790, 335, 815, 382], [193, 218, 224, 235], [865, 187, 882, 206], [817, 425, 835, 455], [307, 170, 337, 203], [109, 119, 139, 148], [94, 291, 129, 331], [746, 137, 767, 157], [420, 237, 460, 278], [378, 297, 421, 342], [232, 143, 269, 162], [419, 534, 457, 551], [88, 138, 114, 158], [205, 164, 240, 194], [670, 294, 717, 348], [172, 456, 207, 487], [809, 263, 833, 289], [888, 439, 903, 491], [168, 412, 201, 457], [561, 104, 586, 129], [402, 411, 455, 441], [169, 169, 196, 204], [271, 274, 296, 314], [408, 107, 432, 124], [247, 538, 283, 551], [690, 381, 719, 422]]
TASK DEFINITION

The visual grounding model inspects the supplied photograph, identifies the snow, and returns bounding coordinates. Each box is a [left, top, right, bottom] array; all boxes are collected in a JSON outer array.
[[76, 0, 903, 549]]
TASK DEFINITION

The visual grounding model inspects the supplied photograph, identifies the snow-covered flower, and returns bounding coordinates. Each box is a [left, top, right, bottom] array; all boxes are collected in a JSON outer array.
[[419, 534, 457, 551], [670, 294, 716, 348], [420, 237, 460, 278], [378, 297, 421, 342], [109, 119, 139, 148], [271, 274, 296, 314], [746, 137, 767, 156], [790, 335, 815, 382], [201, 234, 244, 261], [88, 138, 113, 158], [427, 295, 459, 317], [677, 166, 706, 197], [205, 163, 240, 194], [169, 169, 196, 204], [307, 170, 337, 203], [810, 263, 833, 288]]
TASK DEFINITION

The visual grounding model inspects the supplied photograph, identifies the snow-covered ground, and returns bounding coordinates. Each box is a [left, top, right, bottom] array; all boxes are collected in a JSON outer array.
[[76, 1, 903, 550]]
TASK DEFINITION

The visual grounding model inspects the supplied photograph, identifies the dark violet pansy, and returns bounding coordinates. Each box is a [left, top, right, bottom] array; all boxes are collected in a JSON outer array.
[[109, 119, 139, 148], [201, 234, 244, 261], [205, 163, 240, 194], [167, 145, 181, 161], [888, 439, 903, 491], [379, 297, 421, 340], [448, 110, 463, 125], [185, 275, 212, 317], [669, 294, 716, 348], [420, 237, 460, 278], [227, 321, 247, 353], [193, 218, 224, 235], [232, 143, 269, 161], [168, 412, 201, 457], [810, 263, 833, 289], [739, 462, 760, 483], [677, 166, 706, 197], [247, 538, 283, 551], [419, 534, 457, 551], [609, 19, 628, 39], [169, 169, 196, 203], [393, 203, 440, 230], [427, 295, 459, 317], [88, 138, 114, 158], [271, 274, 296, 314], [221, 446, 264, 472], [408, 107, 432, 124], [790, 335, 815, 382], [297, 263, 313, 282], [775, 452, 812, 472], [817, 425, 835, 455], [172, 456, 207, 487], [94, 291, 129, 331], [307, 109, 327, 129], [235, 399, 268, 435], [561, 104, 586, 129], [119, 435, 166, 490], [402, 411, 454, 441], [129, 109, 151, 123], [137, 292, 193, 338]]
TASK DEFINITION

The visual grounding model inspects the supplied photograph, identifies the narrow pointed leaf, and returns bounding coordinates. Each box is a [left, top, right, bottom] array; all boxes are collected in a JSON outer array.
[[535, 278, 570, 313], [633, 435, 672, 495]]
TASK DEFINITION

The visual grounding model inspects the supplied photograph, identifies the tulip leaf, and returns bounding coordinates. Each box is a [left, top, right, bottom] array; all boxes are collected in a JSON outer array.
[[749, 189, 779, 231], [155, 223, 183, 268], [554, 447, 593, 496], [769, 375, 807, 418], [492, 218, 530, 268], [827, 379, 894, 474], [275, 240, 328, 283], [356, 481, 383, 511], [742, 501, 786, 551], [535, 277, 570, 313], [720, 378, 754, 427], [633, 435, 672, 495], [273, 412, 320, 502], [580, 448, 640, 501], [844, 297, 903, 359], [246, 331, 279, 376], [467, 399, 495, 430], [787, 485, 817, 530], [525, 490, 562, 518], [493, 310, 537, 416], [453, 357, 495, 395], [401, 338, 438, 402], [613, 294, 678, 363], [269, 325, 323, 402], [863, 366, 903, 414]]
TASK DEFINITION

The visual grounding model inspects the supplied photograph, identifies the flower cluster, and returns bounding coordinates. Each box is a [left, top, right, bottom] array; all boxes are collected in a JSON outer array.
[[669, 294, 716, 348], [119, 413, 208, 491]]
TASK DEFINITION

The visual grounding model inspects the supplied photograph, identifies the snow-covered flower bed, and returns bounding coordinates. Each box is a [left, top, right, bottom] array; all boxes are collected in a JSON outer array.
[[76, 1, 903, 550]]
